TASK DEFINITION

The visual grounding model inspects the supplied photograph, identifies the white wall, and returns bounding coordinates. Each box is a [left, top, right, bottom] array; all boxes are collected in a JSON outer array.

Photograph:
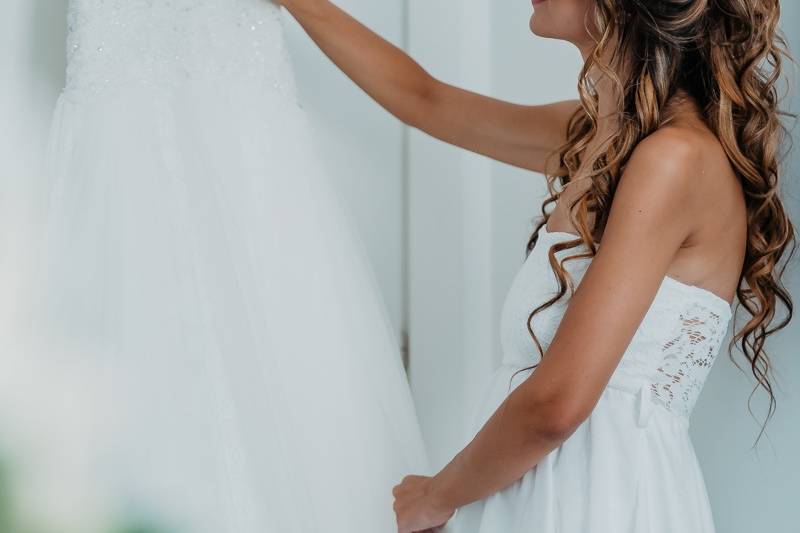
[[406, 0, 498, 469]]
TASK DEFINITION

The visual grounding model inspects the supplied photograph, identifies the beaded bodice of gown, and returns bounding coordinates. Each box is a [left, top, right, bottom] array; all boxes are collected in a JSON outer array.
[[64, 0, 295, 99], [499, 227, 733, 422]]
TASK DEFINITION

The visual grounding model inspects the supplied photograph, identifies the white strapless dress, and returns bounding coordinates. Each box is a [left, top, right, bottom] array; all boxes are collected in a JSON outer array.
[[0, 2, 427, 532], [448, 225, 733, 533]]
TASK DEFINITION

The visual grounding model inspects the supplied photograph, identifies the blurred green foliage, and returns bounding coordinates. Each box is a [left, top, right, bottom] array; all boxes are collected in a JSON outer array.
[[0, 460, 14, 532], [112, 522, 168, 533], [0, 449, 171, 533]]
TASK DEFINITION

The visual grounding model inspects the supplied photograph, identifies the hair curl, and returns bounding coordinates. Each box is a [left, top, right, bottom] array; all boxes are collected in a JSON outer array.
[[517, 0, 797, 445]]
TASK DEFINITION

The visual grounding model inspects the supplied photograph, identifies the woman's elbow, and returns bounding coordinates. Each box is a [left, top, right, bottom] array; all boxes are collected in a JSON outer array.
[[518, 392, 590, 443], [396, 77, 440, 130]]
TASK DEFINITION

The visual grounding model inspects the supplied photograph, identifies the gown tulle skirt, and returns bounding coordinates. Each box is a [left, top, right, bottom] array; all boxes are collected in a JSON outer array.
[[0, 77, 428, 533]]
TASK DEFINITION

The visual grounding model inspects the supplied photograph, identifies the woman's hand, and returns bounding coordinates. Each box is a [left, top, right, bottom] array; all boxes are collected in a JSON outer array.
[[392, 474, 455, 533]]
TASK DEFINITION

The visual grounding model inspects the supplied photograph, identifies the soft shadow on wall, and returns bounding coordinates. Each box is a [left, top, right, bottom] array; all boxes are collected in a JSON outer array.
[[0, 0, 67, 311], [25, 0, 67, 205], [30, 0, 67, 90]]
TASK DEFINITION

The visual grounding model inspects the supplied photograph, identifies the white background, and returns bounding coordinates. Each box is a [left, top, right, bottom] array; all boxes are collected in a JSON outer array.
[[1, 1, 798, 532]]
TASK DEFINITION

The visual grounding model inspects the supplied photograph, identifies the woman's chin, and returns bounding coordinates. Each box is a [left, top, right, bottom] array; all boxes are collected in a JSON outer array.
[[529, 14, 543, 36], [529, 12, 560, 39]]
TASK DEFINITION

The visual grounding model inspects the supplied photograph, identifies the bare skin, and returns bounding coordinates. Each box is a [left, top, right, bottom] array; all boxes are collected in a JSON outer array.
[[269, 1, 747, 531]]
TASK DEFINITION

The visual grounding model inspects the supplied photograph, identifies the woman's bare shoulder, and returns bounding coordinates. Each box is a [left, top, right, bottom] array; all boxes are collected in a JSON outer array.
[[636, 123, 740, 194], [630, 122, 746, 298]]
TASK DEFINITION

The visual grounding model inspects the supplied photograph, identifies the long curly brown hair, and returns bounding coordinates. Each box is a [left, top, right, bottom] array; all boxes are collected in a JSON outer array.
[[518, 0, 797, 445]]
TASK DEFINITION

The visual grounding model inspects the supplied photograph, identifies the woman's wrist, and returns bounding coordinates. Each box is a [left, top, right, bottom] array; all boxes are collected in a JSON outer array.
[[427, 454, 466, 516], [427, 475, 453, 516]]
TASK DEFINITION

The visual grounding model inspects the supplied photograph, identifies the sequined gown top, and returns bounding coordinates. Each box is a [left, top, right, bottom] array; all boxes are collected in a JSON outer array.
[[448, 225, 733, 533], [3, 1, 428, 532], [64, 0, 297, 99]]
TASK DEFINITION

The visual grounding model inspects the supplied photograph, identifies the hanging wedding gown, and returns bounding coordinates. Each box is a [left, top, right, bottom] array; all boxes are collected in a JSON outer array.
[[0, 1, 427, 532], [447, 225, 733, 533]]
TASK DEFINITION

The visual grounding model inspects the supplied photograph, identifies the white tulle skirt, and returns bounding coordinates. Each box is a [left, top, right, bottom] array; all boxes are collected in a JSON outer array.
[[0, 80, 427, 533]]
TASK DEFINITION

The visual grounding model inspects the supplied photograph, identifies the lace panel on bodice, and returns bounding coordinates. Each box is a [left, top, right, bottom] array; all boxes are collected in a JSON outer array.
[[649, 300, 729, 417]]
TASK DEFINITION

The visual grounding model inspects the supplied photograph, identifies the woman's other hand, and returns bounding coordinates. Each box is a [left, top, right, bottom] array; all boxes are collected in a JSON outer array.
[[392, 474, 455, 533]]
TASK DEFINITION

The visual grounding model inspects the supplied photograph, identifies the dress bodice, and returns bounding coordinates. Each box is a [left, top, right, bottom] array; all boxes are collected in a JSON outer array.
[[64, 0, 295, 97], [499, 226, 733, 421]]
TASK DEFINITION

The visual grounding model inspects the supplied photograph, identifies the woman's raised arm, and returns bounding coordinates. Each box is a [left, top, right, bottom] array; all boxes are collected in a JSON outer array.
[[276, 0, 580, 173]]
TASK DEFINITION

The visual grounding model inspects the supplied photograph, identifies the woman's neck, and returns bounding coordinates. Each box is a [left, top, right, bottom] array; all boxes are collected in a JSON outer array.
[[577, 39, 699, 139]]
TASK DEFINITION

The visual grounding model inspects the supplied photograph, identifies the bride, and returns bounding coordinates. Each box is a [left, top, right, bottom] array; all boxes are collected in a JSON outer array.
[[0, 1, 427, 532]]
